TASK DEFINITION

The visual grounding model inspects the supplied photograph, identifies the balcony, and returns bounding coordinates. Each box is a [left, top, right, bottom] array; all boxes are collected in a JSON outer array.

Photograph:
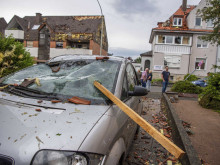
[[5, 30, 24, 40], [154, 44, 191, 55]]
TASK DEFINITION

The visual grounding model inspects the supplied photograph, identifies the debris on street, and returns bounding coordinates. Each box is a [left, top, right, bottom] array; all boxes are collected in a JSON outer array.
[[125, 96, 182, 165]]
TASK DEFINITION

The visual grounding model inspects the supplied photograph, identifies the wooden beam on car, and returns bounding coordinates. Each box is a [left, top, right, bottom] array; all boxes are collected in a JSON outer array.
[[94, 81, 185, 159]]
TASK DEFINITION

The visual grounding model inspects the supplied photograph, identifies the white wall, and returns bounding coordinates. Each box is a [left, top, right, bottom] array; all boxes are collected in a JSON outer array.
[[5, 30, 24, 40], [25, 48, 93, 58], [50, 48, 92, 58], [190, 34, 217, 76], [187, 0, 213, 30], [26, 47, 38, 57]]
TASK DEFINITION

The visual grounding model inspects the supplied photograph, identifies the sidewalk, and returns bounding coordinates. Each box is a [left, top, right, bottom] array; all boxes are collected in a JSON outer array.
[[173, 100, 220, 165]]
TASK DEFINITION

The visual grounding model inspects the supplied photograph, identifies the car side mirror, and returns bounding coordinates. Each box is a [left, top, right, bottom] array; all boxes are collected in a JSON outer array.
[[128, 86, 148, 96]]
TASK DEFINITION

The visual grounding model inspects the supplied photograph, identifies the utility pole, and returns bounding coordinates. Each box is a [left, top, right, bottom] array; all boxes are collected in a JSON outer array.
[[97, 0, 104, 56]]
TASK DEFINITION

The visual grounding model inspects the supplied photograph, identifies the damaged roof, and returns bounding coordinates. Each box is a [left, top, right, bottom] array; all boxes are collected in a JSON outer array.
[[149, 5, 214, 43], [172, 5, 196, 16], [0, 18, 7, 35], [7, 15, 103, 41]]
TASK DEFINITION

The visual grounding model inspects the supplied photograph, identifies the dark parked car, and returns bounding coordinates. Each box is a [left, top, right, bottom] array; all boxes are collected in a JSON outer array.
[[0, 55, 147, 165], [191, 77, 208, 87]]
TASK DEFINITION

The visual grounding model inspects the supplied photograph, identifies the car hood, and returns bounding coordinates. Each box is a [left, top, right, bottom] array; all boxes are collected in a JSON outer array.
[[0, 93, 110, 163]]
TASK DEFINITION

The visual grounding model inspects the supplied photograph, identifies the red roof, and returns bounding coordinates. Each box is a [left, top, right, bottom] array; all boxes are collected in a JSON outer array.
[[155, 5, 196, 30], [153, 27, 213, 33], [173, 5, 196, 16]]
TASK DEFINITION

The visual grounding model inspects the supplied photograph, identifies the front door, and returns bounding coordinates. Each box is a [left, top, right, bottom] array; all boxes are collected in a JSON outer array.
[[144, 60, 151, 70], [38, 26, 50, 60]]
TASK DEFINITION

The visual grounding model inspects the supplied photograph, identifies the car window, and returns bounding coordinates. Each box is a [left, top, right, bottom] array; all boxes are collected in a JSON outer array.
[[126, 64, 137, 91], [2, 59, 121, 102], [121, 74, 128, 101]]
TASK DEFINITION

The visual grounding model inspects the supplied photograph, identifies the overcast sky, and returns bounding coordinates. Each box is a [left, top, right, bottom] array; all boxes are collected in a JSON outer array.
[[0, 0, 201, 59]]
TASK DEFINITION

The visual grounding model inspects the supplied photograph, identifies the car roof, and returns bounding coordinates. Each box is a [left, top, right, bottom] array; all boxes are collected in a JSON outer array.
[[48, 54, 127, 63]]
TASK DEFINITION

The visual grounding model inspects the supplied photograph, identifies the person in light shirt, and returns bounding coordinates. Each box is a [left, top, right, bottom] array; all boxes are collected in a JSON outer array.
[[141, 68, 149, 88]]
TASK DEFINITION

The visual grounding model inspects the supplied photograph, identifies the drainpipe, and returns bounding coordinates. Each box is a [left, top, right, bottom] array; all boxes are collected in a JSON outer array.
[[97, 0, 104, 56], [215, 45, 219, 73]]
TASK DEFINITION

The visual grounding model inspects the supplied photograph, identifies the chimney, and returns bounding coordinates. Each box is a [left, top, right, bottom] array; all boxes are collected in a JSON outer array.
[[182, 0, 187, 12], [157, 22, 163, 28], [36, 13, 42, 24]]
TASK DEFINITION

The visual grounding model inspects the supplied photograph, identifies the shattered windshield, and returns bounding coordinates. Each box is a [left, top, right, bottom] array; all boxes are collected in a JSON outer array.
[[2, 59, 121, 103]]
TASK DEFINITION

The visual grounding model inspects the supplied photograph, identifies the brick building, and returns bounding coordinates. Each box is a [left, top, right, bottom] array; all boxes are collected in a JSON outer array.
[[5, 13, 108, 61]]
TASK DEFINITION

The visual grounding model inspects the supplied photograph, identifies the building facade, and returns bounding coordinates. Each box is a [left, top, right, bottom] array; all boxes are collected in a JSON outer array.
[[5, 13, 108, 62], [148, 0, 219, 81]]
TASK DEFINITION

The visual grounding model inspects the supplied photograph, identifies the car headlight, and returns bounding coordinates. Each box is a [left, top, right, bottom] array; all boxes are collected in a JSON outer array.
[[31, 150, 104, 165]]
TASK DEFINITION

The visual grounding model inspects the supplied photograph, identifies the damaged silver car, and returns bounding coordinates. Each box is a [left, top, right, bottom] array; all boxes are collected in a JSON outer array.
[[0, 55, 147, 165]]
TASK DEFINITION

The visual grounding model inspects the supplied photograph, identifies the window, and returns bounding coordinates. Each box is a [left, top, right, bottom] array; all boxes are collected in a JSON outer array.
[[40, 34, 45, 39], [173, 18, 182, 26], [195, 58, 206, 70], [126, 64, 137, 91], [166, 36, 173, 44], [32, 25, 40, 30], [195, 17, 202, 26], [56, 42, 63, 48], [197, 37, 208, 48], [164, 55, 181, 68], [175, 36, 182, 44], [207, 19, 214, 27], [121, 74, 128, 101], [182, 36, 190, 45], [158, 35, 165, 43], [26, 41, 33, 47], [157, 35, 191, 45]]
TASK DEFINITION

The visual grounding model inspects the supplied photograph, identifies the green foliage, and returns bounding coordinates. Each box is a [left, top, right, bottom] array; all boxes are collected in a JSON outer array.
[[199, 72, 220, 110], [184, 74, 198, 81], [171, 81, 203, 94], [134, 57, 141, 63], [0, 35, 34, 77], [152, 78, 163, 83], [197, 0, 220, 45]]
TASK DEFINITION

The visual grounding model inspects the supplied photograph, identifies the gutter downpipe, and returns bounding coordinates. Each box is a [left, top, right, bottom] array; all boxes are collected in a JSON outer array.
[[215, 45, 219, 73]]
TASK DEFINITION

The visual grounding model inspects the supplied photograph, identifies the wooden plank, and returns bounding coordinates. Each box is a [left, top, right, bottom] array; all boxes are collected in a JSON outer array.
[[94, 81, 185, 159]]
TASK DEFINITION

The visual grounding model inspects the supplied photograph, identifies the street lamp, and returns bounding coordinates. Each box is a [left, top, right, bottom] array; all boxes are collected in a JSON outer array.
[[97, 0, 104, 56]]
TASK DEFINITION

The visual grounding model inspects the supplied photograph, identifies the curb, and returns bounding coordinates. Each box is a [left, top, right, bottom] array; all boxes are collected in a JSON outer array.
[[162, 93, 201, 165]]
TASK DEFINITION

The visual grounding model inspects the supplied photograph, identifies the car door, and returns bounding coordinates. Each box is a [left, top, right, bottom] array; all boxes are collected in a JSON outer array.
[[121, 63, 141, 148]]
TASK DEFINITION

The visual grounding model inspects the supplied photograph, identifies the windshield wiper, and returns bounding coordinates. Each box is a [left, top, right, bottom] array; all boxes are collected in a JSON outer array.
[[3, 85, 61, 101]]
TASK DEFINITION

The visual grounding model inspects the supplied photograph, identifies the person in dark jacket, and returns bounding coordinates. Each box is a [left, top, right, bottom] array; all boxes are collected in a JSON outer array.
[[146, 70, 152, 91], [161, 66, 170, 93]]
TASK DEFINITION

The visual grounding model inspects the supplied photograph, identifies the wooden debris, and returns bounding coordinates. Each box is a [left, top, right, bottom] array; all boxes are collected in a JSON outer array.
[[94, 81, 185, 159], [68, 96, 91, 105], [51, 100, 62, 103]]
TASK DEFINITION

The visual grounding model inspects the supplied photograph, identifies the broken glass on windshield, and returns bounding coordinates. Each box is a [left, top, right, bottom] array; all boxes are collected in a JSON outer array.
[[3, 59, 121, 102]]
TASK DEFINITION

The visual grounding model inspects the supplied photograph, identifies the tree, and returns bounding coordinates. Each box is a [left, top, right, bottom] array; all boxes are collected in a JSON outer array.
[[199, 72, 220, 111], [197, 0, 220, 44], [0, 35, 34, 77], [134, 57, 141, 63]]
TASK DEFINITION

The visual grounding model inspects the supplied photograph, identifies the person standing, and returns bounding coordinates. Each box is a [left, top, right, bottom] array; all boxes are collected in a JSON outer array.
[[137, 69, 142, 83], [141, 68, 148, 88], [161, 66, 170, 93], [146, 70, 152, 91]]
